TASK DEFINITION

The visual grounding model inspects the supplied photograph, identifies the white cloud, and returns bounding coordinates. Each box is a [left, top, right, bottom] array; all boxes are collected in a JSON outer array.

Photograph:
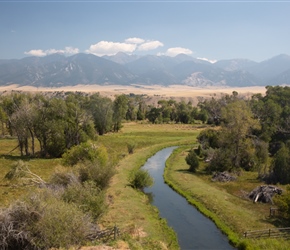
[[125, 37, 145, 44], [24, 46, 79, 57], [137, 40, 164, 51], [163, 47, 193, 57], [197, 57, 217, 64], [24, 49, 47, 57], [86, 41, 137, 56]]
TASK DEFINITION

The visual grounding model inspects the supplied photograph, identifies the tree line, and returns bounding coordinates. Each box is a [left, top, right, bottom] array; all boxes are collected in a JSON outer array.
[[195, 86, 290, 186], [0, 91, 128, 157], [0, 91, 208, 158], [3, 86, 290, 186]]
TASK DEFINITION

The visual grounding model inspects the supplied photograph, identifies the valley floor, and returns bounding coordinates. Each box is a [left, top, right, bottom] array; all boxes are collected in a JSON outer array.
[[0, 84, 266, 105]]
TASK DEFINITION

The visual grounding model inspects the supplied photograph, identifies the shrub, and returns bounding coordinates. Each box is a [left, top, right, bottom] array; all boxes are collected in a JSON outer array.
[[0, 201, 37, 250], [62, 142, 108, 167], [0, 190, 93, 249], [128, 169, 153, 190], [185, 149, 199, 172], [127, 142, 136, 154], [49, 170, 79, 187], [31, 192, 92, 249], [77, 160, 115, 189], [62, 181, 107, 220]]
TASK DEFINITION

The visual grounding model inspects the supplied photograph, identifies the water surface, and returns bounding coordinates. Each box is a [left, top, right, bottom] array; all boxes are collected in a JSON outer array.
[[143, 146, 235, 250]]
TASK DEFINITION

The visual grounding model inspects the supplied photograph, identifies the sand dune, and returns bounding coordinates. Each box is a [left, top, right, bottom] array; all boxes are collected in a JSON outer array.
[[0, 84, 266, 99]]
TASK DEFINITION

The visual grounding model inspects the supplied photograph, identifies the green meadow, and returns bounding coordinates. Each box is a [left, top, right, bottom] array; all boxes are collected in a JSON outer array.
[[0, 122, 289, 249]]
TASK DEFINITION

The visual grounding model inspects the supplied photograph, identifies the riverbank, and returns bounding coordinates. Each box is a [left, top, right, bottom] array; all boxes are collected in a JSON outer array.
[[164, 146, 290, 250], [98, 123, 200, 249]]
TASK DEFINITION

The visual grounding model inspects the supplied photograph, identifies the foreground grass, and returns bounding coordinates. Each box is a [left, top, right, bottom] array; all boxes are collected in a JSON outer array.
[[0, 123, 201, 249], [165, 146, 290, 250]]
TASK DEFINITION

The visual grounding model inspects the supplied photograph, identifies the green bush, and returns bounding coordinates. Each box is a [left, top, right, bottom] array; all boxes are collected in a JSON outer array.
[[77, 160, 115, 189], [62, 142, 108, 167], [185, 149, 199, 172], [128, 169, 153, 190]]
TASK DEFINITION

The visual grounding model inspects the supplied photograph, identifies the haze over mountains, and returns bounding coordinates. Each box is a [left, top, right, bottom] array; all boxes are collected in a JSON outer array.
[[1, 53, 290, 88]]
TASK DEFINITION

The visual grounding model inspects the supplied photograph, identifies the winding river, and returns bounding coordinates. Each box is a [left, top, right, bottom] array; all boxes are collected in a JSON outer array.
[[143, 146, 235, 250]]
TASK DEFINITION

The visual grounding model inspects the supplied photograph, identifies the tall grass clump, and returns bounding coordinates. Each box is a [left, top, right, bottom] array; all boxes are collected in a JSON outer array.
[[62, 181, 107, 220], [127, 142, 137, 154], [0, 190, 93, 250]]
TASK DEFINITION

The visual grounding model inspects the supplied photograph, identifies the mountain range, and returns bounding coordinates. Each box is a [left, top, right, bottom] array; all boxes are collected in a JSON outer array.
[[1, 53, 290, 88]]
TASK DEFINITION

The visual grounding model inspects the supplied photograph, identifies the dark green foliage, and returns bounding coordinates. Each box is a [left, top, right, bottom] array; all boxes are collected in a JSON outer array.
[[197, 129, 219, 150], [128, 169, 153, 190], [208, 148, 233, 172], [0, 92, 128, 157], [206, 100, 260, 172], [270, 143, 290, 184], [113, 94, 128, 132], [185, 149, 199, 172], [89, 93, 113, 135], [273, 185, 290, 220]]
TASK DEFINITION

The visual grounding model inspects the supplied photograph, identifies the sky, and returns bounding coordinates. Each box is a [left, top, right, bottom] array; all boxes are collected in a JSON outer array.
[[1, 0, 290, 62]]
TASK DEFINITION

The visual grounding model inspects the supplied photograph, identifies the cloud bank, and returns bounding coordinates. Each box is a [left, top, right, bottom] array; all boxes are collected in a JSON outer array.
[[85, 41, 137, 56], [24, 46, 79, 57], [86, 38, 164, 56], [162, 47, 193, 57], [23, 37, 193, 59]]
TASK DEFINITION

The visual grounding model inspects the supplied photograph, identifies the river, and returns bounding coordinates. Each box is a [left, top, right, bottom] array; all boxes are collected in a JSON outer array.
[[143, 146, 235, 250]]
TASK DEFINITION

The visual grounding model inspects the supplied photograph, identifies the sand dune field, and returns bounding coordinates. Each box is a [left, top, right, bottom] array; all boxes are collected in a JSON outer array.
[[0, 84, 267, 105]]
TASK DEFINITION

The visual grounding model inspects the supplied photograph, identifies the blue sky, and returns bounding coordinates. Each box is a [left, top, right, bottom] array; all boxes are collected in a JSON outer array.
[[1, 1, 290, 62]]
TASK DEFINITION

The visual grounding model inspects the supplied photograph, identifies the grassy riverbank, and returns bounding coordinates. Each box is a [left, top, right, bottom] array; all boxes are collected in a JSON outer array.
[[3, 122, 287, 249], [164, 146, 290, 250], [98, 123, 201, 249], [0, 123, 201, 249]]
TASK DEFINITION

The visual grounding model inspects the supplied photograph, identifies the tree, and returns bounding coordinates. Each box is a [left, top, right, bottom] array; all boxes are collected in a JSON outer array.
[[271, 143, 290, 184], [208, 100, 260, 172], [185, 149, 199, 172], [89, 94, 113, 135], [112, 94, 128, 132], [64, 94, 95, 149]]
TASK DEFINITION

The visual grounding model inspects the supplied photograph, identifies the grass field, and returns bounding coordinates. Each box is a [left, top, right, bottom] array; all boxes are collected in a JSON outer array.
[[1, 122, 288, 249], [165, 146, 290, 250]]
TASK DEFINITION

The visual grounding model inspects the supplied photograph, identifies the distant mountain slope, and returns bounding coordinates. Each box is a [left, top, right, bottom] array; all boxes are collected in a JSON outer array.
[[214, 59, 258, 71], [246, 54, 290, 82], [0, 53, 290, 88]]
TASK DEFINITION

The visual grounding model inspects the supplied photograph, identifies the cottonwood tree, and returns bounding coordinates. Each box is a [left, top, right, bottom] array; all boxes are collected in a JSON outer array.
[[209, 100, 261, 172], [270, 143, 290, 184], [112, 94, 128, 132], [89, 94, 113, 135]]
